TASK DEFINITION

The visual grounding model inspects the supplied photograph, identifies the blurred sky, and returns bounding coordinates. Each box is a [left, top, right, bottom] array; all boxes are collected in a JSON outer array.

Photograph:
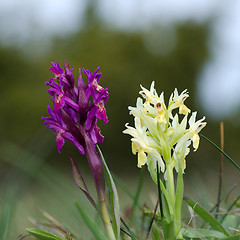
[[0, 0, 240, 119]]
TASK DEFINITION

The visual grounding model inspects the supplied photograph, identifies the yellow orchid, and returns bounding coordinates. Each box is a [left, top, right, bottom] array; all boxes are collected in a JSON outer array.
[[124, 82, 207, 239], [123, 81, 206, 174]]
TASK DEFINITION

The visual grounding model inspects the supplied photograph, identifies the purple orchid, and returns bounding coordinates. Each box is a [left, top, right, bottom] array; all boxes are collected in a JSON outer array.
[[42, 61, 109, 192], [42, 62, 118, 239], [42, 61, 109, 154]]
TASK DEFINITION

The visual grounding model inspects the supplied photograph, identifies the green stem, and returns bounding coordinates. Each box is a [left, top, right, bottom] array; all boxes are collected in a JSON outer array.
[[98, 188, 116, 240], [166, 164, 183, 239], [175, 171, 183, 239], [166, 165, 175, 215]]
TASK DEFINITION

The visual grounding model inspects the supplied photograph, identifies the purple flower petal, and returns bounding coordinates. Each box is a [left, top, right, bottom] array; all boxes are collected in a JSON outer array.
[[49, 62, 64, 79], [78, 68, 88, 124], [60, 109, 85, 149], [89, 124, 104, 145], [96, 101, 108, 123], [56, 131, 65, 153], [85, 107, 98, 131], [61, 61, 74, 88]]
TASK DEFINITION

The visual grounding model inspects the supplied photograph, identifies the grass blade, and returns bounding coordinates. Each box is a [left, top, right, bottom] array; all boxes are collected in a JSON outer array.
[[183, 228, 227, 239], [0, 201, 11, 240], [97, 145, 120, 240], [26, 228, 63, 240], [74, 200, 108, 240], [184, 197, 230, 237]]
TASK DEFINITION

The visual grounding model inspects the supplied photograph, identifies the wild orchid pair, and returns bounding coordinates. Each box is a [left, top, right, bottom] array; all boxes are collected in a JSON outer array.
[[40, 61, 206, 240]]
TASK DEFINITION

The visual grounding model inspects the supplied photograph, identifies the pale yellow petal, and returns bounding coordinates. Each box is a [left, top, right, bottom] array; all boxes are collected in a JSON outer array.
[[137, 150, 147, 168], [132, 142, 138, 155], [179, 104, 190, 115], [193, 134, 200, 151]]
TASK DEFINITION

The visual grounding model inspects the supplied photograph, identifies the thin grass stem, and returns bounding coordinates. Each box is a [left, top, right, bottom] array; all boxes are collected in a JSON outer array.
[[200, 134, 240, 171], [146, 201, 158, 239], [216, 122, 224, 219]]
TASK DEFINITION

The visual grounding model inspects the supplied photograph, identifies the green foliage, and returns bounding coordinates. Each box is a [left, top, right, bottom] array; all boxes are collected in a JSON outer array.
[[183, 228, 228, 239], [221, 194, 240, 224], [184, 197, 230, 237], [74, 201, 108, 240], [1, 132, 238, 239], [26, 228, 64, 240], [65, 233, 73, 240], [162, 219, 176, 240], [175, 158, 184, 231], [0, 201, 11, 240], [97, 145, 121, 240]]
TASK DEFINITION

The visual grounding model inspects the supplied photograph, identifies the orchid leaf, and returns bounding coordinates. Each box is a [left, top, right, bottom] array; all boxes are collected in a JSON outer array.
[[69, 153, 96, 209], [26, 228, 63, 240], [184, 197, 230, 236], [162, 219, 176, 240], [97, 145, 120, 240], [74, 201, 108, 240], [151, 225, 162, 240]]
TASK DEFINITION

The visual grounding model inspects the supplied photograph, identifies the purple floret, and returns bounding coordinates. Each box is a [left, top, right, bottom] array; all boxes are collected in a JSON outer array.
[[49, 62, 64, 78]]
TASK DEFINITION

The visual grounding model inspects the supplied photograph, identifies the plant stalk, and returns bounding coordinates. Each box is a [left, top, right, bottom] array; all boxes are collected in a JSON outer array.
[[166, 164, 175, 215], [166, 164, 183, 239], [98, 188, 116, 240]]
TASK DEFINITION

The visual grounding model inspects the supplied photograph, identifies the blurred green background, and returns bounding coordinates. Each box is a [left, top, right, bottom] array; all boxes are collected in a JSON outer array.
[[0, 1, 240, 239]]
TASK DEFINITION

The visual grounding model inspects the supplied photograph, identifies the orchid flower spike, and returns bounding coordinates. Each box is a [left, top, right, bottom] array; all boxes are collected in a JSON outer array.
[[123, 81, 206, 174]]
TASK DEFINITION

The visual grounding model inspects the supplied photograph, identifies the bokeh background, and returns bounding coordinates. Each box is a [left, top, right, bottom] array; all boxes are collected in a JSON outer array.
[[1, 0, 240, 238]]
